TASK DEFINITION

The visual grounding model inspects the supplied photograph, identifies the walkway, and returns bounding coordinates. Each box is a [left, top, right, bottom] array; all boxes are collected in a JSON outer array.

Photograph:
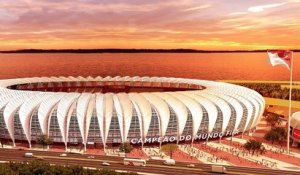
[[232, 136, 300, 156], [254, 117, 271, 137], [143, 147, 169, 160], [85, 149, 105, 155], [178, 144, 229, 165], [209, 141, 300, 171], [105, 148, 121, 156], [126, 148, 148, 159], [225, 137, 300, 167], [193, 142, 266, 168], [170, 148, 200, 163], [143, 147, 199, 163]]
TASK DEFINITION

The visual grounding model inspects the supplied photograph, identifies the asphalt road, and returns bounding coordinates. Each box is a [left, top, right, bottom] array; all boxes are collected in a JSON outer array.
[[0, 148, 299, 175]]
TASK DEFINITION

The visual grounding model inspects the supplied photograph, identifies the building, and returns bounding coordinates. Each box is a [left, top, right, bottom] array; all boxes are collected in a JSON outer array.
[[0, 76, 265, 150], [291, 111, 300, 146]]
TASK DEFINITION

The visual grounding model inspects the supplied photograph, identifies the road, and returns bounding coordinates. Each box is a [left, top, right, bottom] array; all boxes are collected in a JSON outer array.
[[0, 148, 299, 175]]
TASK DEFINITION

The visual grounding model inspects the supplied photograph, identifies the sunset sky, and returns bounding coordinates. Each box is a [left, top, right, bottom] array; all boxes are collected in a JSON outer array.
[[0, 0, 300, 50]]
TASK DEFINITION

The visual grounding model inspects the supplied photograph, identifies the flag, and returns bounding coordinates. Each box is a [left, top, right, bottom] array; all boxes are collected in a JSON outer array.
[[293, 128, 300, 140], [267, 50, 292, 70]]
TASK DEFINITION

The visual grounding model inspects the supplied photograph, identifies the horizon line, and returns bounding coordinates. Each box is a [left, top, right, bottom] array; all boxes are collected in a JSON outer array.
[[1, 48, 299, 54]]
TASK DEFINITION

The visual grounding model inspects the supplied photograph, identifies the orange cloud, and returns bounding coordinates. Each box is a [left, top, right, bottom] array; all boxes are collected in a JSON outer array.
[[0, 0, 299, 50]]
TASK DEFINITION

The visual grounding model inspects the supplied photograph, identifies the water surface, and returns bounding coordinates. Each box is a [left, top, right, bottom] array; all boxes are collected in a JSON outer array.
[[0, 53, 298, 81]]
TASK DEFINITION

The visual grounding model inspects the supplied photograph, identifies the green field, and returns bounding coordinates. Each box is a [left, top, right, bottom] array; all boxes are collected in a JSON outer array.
[[219, 80, 300, 109], [264, 97, 300, 109], [281, 85, 300, 89], [220, 80, 300, 85]]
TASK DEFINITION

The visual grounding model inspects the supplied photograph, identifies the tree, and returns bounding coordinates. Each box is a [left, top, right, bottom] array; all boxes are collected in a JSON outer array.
[[119, 142, 133, 153], [160, 144, 178, 159], [0, 160, 138, 175], [235, 83, 300, 101], [36, 134, 52, 150], [265, 113, 282, 128], [244, 139, 264, 155], [264, 127, 287, 145], [264, 130, 279, 144]]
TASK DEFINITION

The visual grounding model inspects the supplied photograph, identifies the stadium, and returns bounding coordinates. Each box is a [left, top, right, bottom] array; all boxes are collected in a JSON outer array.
[[0, 76, 264, 150]]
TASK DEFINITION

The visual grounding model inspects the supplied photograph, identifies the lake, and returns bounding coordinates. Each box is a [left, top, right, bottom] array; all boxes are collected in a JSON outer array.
[[0, 52, 298, 81]]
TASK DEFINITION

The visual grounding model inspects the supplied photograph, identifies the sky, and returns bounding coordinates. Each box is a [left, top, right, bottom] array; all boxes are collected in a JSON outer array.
[[0, 0, 300, 50]]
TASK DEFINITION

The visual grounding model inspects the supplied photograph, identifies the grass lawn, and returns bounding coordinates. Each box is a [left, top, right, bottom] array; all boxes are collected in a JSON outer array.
[[281, 85, 300, 89], [264, 97, 300, 109], [220, 80, 300, 85]]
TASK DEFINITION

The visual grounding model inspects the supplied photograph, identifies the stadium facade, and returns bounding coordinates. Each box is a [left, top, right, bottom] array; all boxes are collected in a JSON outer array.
[[0, 76, 265, 150]]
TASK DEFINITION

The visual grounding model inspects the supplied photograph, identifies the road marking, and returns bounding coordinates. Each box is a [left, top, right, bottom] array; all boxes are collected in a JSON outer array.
[[3, 154, 294, 175], [37, 155, 204, 171], [148, 164, 203, 171], [227, 171, 257, 175], [37, 155, 120, 164]]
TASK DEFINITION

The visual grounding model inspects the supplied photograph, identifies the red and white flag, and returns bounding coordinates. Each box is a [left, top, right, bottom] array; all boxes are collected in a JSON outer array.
[[267, 50, 292, 70], [293, 128, 300, 140]]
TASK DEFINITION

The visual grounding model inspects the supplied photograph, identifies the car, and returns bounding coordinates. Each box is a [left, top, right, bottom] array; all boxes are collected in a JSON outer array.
[[24, 153, 34, 158], [187, 164, 195, 168], [163, 159, 175, 166], [102, 162, 110, 166], [59, 153, 67, 157], [87, 155, 95, 159], [211, 165, 226, 174]]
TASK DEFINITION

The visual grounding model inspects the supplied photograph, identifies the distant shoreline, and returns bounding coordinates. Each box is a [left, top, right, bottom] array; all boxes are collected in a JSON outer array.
[[1, 49, 299, 54]]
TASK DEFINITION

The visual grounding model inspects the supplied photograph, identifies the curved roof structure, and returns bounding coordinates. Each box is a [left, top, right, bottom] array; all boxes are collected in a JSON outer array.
[[0, 76, 265, 147], [291, 112, 300, 129]]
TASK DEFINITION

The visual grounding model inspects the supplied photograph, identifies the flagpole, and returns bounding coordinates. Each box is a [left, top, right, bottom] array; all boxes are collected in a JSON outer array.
[[287, 51, 294, 154]]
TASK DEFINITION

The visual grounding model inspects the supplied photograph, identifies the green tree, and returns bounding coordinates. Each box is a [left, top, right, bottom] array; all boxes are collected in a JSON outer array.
[[264, 127, 287, 144], [36, 134, 53, 150], [119, 142, 133, 153], [264, 130, 279, 144], [265, 114, 282, 128], [236, 83, 300, 101], [244, 139, 264, 155], [0, 160, 138, 175], [160, 144, 178, 159]]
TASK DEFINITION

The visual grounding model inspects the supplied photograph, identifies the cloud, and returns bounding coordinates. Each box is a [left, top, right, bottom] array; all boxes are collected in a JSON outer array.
[[248, 3, 286, 12], [228, 12, 248, 16], [183, 4, 211, 11], [0, 9, 19, 22], [0, 0, 300, 50]]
